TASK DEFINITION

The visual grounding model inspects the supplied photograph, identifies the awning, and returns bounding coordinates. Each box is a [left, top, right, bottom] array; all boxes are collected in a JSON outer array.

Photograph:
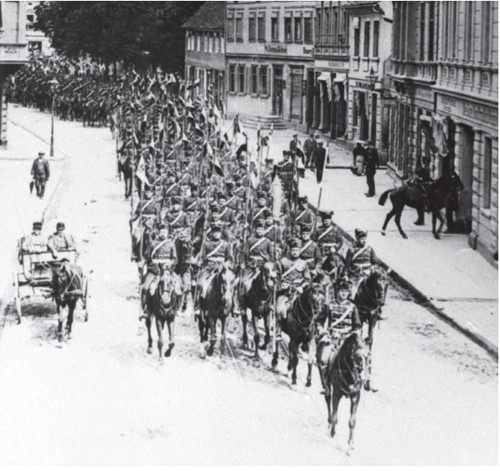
[[333, 73, 346, 83], [317, 72, 330, 81]]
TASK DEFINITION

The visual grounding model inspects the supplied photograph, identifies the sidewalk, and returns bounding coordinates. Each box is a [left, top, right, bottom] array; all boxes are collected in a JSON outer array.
[[0, 104, 64, 321], [254, 124, 498, 356]]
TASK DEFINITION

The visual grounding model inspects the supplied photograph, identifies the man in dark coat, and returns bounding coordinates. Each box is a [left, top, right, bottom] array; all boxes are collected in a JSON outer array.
[[364, 142, 379, 197], [314, 141, 329, 184], [31, 151, 50, 198]]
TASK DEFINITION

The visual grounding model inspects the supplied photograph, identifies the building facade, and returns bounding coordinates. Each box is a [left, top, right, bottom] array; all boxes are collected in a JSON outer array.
[[226, 1, 315, 130], [25, 1, 52, 56], [389, 1, 498, 265], [345, 1, 392, 159], [0, 1, 28, 147], [183, 2, 226, 106], [310, 1, 350, 139]]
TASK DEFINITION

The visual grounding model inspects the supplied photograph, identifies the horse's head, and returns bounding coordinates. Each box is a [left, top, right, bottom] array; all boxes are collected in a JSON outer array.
[[215, 263, 235, 306], [158, 271, 176, 306], [348, 332, 368, 375], [260, 261, 278, 291], [370, 268, 389, 307]]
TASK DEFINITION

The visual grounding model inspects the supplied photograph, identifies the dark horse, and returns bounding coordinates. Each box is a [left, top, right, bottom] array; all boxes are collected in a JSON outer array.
[[144, 269, 182, 360], [272, 279, 326, 386], [353, 268, 389, 392], [198, 263, 236, 356], [240, 262, 277, 360], [324, 332, 367, 450], [52, 261, 88, 343], [118, 153, 133, 199], [378, 177, 453, 239]]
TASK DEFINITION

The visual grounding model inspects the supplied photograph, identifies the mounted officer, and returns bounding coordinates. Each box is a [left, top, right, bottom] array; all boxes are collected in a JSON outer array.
[[298, 224, 322, 271], [164, 196, 188, 234], [193, 223, 233, 315], [291, 195, 314, 238], [315, 210, 343, 257], [315, 279, 362, 394], [131, 187, 161, 226]]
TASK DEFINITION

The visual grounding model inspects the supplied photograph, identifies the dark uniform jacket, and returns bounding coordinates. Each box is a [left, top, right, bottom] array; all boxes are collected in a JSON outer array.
[[316, 225, 343, 255], [201, 237, 232, 263], [345, 243, 380, 276], [278, 257, 310, 290], [165, 209, 188, 232], [246, 235, 273, 263], [316, 299, 361, 335], [148, 237, 177, 264], [298, 239, 322, 270], [364, 147, 379, 175]]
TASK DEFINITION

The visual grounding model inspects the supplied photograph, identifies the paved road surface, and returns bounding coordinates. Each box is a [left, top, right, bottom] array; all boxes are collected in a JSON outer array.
[[0, 106, 496, 465]]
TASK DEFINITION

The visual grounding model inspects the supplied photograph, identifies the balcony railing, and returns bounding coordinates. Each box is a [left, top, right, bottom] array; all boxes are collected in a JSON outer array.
[[392, 59, 437, 81], [314, 43, 350, 58]]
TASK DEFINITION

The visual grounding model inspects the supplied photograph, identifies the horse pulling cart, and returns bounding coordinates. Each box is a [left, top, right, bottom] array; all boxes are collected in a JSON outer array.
[[13, 240, 88, 341]]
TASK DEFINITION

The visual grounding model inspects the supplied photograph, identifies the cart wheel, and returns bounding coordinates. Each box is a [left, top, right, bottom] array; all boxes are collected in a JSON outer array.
[[13, 273, 21, 323]]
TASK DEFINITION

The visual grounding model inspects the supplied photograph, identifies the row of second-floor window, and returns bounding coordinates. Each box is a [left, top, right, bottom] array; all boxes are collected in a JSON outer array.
[[227, 11, 313, 45], [186, 32, 224, 54], [315, 7, 349, 45], [441, 1, 494, 65], [353, 18, 380, 58], [228, 63, 269, 97]]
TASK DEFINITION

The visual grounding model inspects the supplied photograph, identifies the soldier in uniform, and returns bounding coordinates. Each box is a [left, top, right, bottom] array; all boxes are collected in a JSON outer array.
[[31, 151, 50, 199], [234, 220, 274, 315], [216, 193, 236, 230], [262, 209, 283, 245], [276, 239, 311, 330], [184, 183, 200, 223], [193, 223, 233, 314], [140, 224, 181, 320], [345, 229, 381, 295], [315, 279, 361, 393], [298, 225, 322, 271], [291, 195, 314, 237], [131, 187, 161, 226], [164, 196, 188, 234], [163, 171, 182, 205], [224, 182, 241, 213], [315, 210, 343, 257], [47, 222, 76, 258], [251, 191, 270, 226]]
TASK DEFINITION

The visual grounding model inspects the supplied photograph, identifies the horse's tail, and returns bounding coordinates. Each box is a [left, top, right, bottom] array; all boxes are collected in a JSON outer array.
[[378, 189, 391, 206]]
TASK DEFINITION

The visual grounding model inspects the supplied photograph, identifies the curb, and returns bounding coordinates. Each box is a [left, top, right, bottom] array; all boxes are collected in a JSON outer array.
[[307, 202, 498, 361], [0, 119, 69, 330]]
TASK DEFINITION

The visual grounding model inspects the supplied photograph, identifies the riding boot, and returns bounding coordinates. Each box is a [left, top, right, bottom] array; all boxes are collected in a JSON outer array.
[[139, 290, 148, 321]]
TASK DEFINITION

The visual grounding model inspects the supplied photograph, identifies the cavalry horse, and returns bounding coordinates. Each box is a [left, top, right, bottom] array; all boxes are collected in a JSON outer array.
[[353, 268, 389, 391], [239, 261, 277, 360], [324, 331, 367, 450], [198, 263, 236, 356], [144, 269, 182, 360], [272, 278, 326, 386], [51, 261, 88, 343], [378, 176, 454, 239]]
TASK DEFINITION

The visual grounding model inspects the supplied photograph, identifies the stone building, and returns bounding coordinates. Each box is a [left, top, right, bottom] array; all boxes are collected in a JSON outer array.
[[183, 2, 226, 106], [389, 1, 498, 265], [225, 1, 315, 130], [345, 1, 392, 159], [0, 1, 28, 147], [25, 1, 52, 56], [310, 1, 350, 139]]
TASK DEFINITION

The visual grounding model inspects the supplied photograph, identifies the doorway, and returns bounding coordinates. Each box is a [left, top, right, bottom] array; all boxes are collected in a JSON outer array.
[[458, 124, 474, 233], [273, 66, 283, 116]]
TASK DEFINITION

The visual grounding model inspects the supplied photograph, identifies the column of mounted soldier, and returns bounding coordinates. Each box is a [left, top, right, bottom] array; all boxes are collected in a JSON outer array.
[[11, 57, 390, 436]]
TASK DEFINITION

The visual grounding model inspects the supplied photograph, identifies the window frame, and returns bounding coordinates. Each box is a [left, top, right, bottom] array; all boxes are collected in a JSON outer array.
[[285, 16, 292, 43], [249, 14, 256, 43], [251, 64, 258, 95], [363, 21, 371, 58]]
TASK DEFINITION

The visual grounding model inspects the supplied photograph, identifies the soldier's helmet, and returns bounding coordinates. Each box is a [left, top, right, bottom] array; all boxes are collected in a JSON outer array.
[[56, 222, 65, 230], [338, 280, 351, 292], [355, 228, 367, 239], [289, 239, 300, 249]]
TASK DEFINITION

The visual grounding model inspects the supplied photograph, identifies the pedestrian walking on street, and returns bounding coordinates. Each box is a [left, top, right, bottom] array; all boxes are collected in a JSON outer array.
[[352, 141, 366, 176], [31, 151, 50, 199], [364, 141, 379, 197], [314, 141, 329, 184], [289, 133, 300, 161], [303, 132, 317, 169]]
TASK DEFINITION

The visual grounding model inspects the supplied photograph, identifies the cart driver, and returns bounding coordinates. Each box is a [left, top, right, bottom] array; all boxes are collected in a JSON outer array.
[[22, 221, 48, 253]]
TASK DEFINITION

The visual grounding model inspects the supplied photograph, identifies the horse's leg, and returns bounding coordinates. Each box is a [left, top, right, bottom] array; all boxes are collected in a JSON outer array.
[[56, 302, 64, 343], [436, 210, 445, 236], [394, 208, 408, 239], [165, 317, 175, 357], [432, 211, 439, 239], [305, 341, 313, 387], [198, 310, 205, 343], [251, 311, 261, 360], [156, 317, 164, 360], [348, 392, 361, 450], [207, 315, 216, 356], [262, 311, 271, 350], [146, 315, 153, 354], [241, 310, 249, 348], [330, 393, 341, 437], [364, 318, 377, 392], [66, 302, 75, 340], [220, 316, 227, 355], [381, 208, 396, 235]]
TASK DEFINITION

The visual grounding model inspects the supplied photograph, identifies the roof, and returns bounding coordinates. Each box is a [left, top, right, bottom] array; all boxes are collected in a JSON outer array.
[[182, 2, 225, 32]]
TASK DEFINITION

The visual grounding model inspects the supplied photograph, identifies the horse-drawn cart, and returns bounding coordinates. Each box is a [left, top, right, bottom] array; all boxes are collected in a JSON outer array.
[[13, 240, 88, 326]]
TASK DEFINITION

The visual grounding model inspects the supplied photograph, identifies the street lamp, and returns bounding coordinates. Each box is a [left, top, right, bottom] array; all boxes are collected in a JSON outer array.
[[49, 78, 59, 157], [366, 67, 379, 91]]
